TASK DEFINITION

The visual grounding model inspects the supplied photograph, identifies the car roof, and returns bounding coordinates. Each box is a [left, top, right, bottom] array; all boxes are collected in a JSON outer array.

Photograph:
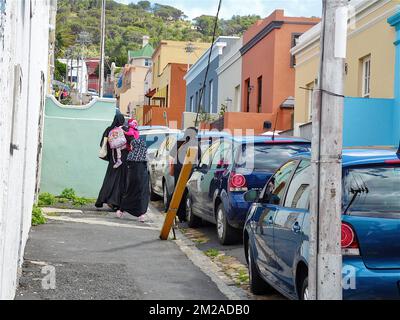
[[228, 135, 310, 144], [295, 148, 400, 167], [138, 126, 169, 131], [140, 129, 182, 136]]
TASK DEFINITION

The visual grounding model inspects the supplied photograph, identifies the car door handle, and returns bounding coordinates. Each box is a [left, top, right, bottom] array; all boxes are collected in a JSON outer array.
[[292, 222, 301, 233]]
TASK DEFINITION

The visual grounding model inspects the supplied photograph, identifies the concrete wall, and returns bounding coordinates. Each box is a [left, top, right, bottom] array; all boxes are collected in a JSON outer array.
[[0, 0, 54, 299], [295, 97, 397, 147], [40, 96, 117, 198], [343, 97, 396, 146]]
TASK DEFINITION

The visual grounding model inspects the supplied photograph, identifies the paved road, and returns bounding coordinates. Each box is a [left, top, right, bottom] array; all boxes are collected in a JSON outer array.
[[16, 209, 227, 300], [151, 200, 286, 300]]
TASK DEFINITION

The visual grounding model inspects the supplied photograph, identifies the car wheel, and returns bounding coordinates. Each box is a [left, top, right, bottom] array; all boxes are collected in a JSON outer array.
[[186, 194, 201, 228], [216, 204, 240, 245], [248, 241, 273, 295], [300, 277, 309, 301], [149, 174, 159, 201], [163, 183, 170, 212]]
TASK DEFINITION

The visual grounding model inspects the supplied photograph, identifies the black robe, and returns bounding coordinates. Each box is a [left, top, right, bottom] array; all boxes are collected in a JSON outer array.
[[95, 114, 128, 210]]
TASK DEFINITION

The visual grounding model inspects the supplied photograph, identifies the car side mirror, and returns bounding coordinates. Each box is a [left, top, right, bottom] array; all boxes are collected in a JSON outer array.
[[244, 190, 260, 202]]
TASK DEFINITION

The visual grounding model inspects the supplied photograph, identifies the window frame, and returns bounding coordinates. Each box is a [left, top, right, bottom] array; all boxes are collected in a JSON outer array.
[[361, 55, 371, 98], [260, 160, 300, 206], [283, 160, 312, 210]]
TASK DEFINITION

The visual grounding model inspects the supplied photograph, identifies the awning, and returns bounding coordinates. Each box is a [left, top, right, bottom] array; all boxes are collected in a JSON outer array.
[[280, 96, 295, 109]]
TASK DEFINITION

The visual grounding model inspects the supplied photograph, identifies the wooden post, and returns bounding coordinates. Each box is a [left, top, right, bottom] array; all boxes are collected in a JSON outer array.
[[160, 147, 198, 240], [309, 0, 347, 300]]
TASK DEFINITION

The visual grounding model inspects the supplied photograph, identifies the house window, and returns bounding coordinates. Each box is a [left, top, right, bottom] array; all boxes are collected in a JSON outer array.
[[291, 33, 302, 67], [145, 59, 150, 67], [166, 85, 169, 108], [306, 81, 315, 121], [195, 91, 199, 112], [245, 78, 251, 112], [157, 55, 161, 75], [209, 80, 214, 113], [190, 96, 194, 112], [361, 55, 371, 98], [257, 76, 262, 113]]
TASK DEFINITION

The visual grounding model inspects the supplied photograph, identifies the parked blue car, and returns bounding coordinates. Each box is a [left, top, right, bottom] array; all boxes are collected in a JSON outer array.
[[244, 148, 400, 300], [186, 136, 311, 245]]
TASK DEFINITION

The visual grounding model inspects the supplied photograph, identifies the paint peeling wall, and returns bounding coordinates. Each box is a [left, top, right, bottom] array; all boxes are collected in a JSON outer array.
[[0, 0, 55, 300]]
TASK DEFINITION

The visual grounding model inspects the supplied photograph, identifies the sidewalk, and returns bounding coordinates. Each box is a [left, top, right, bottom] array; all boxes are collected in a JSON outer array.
[[15, 207, 228, 300]]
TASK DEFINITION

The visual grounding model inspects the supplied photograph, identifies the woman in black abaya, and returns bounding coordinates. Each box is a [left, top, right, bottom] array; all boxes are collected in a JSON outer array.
[[95, 113, 128, 211], [117, 120, 150, 222]]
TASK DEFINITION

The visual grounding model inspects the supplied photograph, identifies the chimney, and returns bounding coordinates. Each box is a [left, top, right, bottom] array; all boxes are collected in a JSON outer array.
[[143, 36, 150, 48]]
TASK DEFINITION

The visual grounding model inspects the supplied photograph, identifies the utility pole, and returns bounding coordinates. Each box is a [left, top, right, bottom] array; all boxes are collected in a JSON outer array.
[[309, 0, 348, 300], [99, 0, 106, 98]]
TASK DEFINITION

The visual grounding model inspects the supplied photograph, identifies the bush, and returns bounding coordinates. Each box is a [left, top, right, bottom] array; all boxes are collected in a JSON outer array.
[[32, 206, 47, 226], [60, 188, 76, 200], [38, 193, 56, 206]]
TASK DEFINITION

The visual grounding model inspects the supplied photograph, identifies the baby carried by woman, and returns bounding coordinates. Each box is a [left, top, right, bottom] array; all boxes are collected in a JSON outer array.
[[108, 119, 139, 169]]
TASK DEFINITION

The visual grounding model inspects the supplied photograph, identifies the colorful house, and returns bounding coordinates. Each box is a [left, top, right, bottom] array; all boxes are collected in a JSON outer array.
[[240, 10, 319, 132], [118, 37, 155, 116], [142, 63, 188, 128], [292, 0, 400, 147], [184, 37, 241, 127], [216, 37, 243, 113], [128, 36, 154, 67], [141, 40, 209, 127]]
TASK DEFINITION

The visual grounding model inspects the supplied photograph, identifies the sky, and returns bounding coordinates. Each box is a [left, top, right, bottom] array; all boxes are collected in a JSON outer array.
[[116, 0, 323, 20]]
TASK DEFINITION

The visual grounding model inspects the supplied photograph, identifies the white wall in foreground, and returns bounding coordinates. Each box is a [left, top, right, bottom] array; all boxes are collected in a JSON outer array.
[[0, 0, 54, 300]]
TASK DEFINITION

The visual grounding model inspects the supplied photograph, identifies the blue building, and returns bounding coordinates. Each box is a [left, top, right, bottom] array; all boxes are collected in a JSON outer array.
[[185, 37, 240, 115]]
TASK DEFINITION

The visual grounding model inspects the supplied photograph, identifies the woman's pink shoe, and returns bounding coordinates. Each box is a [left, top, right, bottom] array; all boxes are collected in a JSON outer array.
[[116, 210, 125, 219], [138, 214, 148, 223]]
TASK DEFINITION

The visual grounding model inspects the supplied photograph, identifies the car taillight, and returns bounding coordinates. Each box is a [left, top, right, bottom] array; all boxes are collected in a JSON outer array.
[[169, 158, 174, 177], [229, 173, 248, 192], [341, 223, 360, 256]]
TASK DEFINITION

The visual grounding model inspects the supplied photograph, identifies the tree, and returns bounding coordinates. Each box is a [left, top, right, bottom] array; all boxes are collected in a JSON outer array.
[[194, 15, 220, 37], [54, 60, 67, 82], [137, 1, 151, 12]]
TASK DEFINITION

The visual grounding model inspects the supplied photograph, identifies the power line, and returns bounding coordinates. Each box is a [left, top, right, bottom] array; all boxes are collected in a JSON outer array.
[[194, 0, 222, 128]]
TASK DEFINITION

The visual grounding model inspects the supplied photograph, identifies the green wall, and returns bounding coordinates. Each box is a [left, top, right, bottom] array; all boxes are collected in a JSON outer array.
[[40, 96, 117, 198]]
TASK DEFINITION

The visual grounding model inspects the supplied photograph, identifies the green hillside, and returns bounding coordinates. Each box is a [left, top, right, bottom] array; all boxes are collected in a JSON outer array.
[[56, 0, 260, 66]]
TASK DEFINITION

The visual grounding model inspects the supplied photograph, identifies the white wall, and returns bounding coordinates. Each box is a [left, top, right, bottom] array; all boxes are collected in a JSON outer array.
[[217, 38, 243, 112], [0, 0, 54, 300]]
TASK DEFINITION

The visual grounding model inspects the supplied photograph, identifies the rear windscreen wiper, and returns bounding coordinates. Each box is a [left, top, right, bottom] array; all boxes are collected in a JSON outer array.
[[343, 186, 369, 215]]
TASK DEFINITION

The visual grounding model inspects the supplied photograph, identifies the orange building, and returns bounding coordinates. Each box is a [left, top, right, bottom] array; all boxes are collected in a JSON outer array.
[[143, 63, 188, 128], [240, 10, 319, 131]]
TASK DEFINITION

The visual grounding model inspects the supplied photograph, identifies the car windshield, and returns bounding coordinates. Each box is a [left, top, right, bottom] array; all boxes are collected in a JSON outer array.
[[343, 165, 400, 215], [236, 143, 311, 172]]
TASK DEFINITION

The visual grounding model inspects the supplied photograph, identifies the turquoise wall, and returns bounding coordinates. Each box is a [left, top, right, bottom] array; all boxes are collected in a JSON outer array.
[[344, 97, 396, 147], [40, 96, 117, 198]]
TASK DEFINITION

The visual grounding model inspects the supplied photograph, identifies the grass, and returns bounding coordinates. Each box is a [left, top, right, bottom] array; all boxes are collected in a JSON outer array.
[[38, 189, 96, 208], [236, 269, 250, 285], [32, 206, 47, 226], [204, 249, 220, 259]]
